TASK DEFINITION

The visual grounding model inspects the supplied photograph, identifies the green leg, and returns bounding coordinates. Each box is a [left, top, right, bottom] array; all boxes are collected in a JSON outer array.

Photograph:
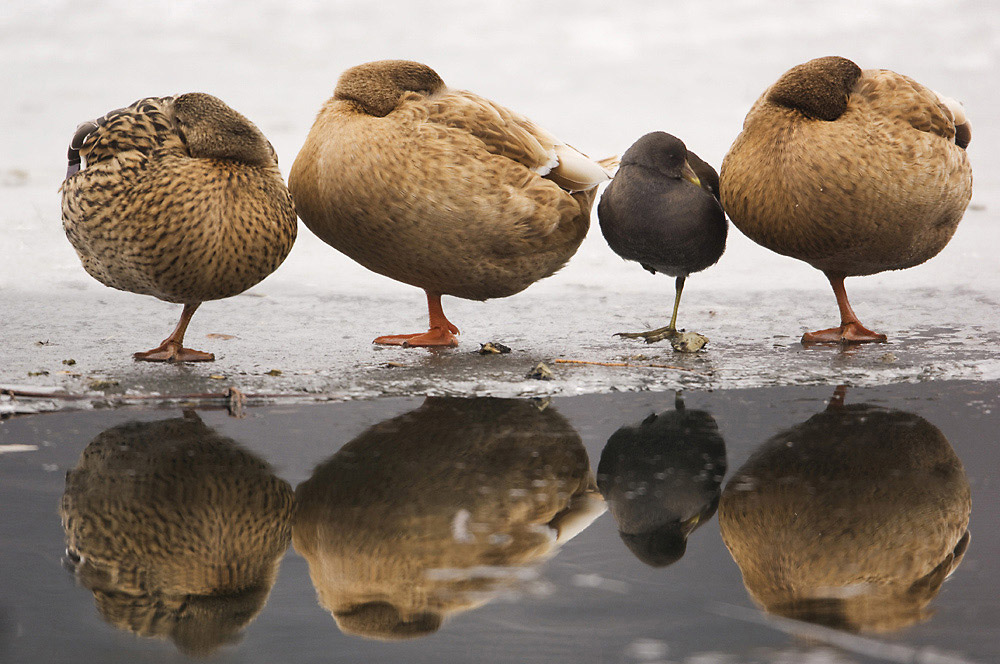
[[615, 276, 686, 344]]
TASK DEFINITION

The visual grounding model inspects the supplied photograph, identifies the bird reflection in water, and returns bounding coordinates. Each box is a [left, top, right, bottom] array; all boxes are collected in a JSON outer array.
[[597, 393, 726, 567], [719, 386, 971, 632], [293, 397, 606, 641], [60, 412, 294, 657]]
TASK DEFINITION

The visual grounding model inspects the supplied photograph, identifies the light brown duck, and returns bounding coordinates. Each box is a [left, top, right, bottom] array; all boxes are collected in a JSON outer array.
[[720, 56, 972, 343], [718, 387, 971, 633], [293, 398, 605, 639], [61, 93, 297, 361], [289, 60, 613, 347]]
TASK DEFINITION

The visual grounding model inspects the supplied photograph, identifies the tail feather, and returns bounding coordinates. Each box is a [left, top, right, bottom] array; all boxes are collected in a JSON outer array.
[[547, 148, 617, 192], [66, 119, 103, 179]]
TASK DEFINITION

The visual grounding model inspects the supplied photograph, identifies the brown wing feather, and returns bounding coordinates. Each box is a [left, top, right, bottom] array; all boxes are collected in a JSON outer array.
[[63, 96, 187, 184], [407, 113, 587, 247], [422, 89, 557, 173], [856, 70, 957, 142], [422, 89, 610, 192]]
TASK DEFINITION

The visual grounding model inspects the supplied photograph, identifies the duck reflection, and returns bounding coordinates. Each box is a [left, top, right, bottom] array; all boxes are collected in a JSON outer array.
[[719, 386, 971, 633], [292, 397, 605, 641], [597, 394, 726, 567], [60, 412, 294, 657]]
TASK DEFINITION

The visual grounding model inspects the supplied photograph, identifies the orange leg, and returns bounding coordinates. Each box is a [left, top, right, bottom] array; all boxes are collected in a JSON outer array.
[[373, 291, 460, 348], [801, 273, 887, 344], [133, 302, 215, 362], [826, 384, 848, 411]]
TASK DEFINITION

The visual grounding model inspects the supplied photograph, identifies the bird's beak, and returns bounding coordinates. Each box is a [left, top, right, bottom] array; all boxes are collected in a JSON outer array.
[[681, 512, 701, 534], [682, 161, 701, 188]]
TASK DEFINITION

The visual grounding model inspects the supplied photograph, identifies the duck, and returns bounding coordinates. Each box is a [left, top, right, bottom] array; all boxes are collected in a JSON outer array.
[[60, 412, 294, 656], [719, 56, 972, 344], [289, 60, 614, 348], [598, 132, 727, 343], [293, 398, 605, 639], [718, 387, 971, 632], [60, 93, 297, 362]]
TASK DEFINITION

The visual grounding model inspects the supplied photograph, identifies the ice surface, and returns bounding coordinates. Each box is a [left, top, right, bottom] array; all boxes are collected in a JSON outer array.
[[2, 0, 998, 405]]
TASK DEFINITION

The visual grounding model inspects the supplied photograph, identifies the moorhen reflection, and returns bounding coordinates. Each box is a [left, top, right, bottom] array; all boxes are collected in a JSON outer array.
[[293, 397, 605, 641], [60, 412, 294, 657], [719, 387, 971, 633], [597, 394, 726, 567]]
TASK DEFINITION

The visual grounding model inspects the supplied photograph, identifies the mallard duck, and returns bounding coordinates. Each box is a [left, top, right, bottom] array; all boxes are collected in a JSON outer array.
[[598, 132, 727, 343], [718, 387, 971, 632], [293, 398, 604, 640], [60, 412, 294, 656], [61, 93, 297, 362], [289, 60, 614, 348], [720, 56, 972, 343], [597, 393, 726, 567]]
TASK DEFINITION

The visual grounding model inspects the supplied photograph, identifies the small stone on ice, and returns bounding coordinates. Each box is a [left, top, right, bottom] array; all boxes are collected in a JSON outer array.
[[527, 362, 554, 380], [88, 379, 118, 389], [671, 331, 708, 353], [479, 341, 511, 355]]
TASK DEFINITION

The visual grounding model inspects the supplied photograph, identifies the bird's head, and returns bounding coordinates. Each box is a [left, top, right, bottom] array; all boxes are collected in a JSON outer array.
[[334, 60, 446, 118]]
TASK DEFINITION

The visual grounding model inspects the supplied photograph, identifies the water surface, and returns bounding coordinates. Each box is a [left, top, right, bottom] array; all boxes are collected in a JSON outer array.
[[2, 382, 997, 663]]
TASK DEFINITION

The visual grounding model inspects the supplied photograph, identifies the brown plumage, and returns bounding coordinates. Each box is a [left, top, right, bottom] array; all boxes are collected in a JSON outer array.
[[720, 56, 972, 343], [60, 412, 294, 656], [718, 387, 971, 633], [292, 398, 605, 640], [289, 60, 613, 348], [60, 93, 297, 361]]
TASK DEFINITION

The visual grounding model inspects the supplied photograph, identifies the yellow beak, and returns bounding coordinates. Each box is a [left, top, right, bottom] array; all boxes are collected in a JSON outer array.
[[682, 160, 701, 188]]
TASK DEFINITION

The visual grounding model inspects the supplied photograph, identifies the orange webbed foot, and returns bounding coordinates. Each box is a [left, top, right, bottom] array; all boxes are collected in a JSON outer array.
[[133, 341, 215, 362], [373, 327, 459, 348], [801, 322, 888, 345]]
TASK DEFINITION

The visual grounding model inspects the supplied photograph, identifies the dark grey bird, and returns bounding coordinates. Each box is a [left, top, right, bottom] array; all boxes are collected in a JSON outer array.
[[597, 394, 727, 567], [598, 131, 727, 343]]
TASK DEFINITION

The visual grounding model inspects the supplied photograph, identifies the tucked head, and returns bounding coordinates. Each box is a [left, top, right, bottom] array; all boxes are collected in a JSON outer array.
[[334, 60, 446, 118], [170, 93, 275, 166], [334, 601, 442, 640], [621, 131, 700, 184], [620, 523, 687, 568], [766, 56, 863, 121]]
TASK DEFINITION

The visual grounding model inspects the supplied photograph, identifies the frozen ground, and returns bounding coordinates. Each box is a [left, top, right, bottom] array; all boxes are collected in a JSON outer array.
[[2, 6, 1000, 663], [2, 0, 999, 411]]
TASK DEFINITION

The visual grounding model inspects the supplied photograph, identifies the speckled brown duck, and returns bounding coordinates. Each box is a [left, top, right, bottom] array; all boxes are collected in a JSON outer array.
[[292, 398, 605, 640], [61, 94, 297, 362], [60, 412, 294, 656], [289, 60, 614, 348], [720, 56, 972, 344], [718, 387, 971, 633], [598, 132, 727, 344]]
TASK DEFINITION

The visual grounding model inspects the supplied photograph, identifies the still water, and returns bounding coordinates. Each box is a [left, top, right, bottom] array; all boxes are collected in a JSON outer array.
[[1, 383, 997, 663]]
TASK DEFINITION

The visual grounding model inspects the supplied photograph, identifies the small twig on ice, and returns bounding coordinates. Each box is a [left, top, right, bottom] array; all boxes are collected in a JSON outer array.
[[553, 359, 700, 373]]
